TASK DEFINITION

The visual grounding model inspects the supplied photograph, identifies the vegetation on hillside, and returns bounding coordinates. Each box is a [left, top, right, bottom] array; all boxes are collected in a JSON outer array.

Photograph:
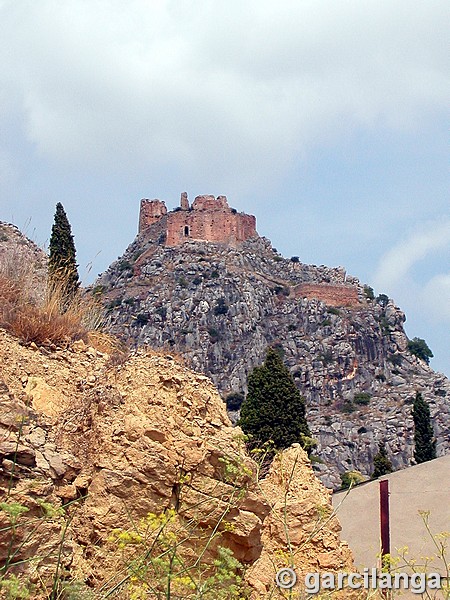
[[412, 392, 437, 464], [239, 347, 312, 454]]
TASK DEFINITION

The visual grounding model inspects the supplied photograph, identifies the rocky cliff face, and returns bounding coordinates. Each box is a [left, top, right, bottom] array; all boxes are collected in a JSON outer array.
[[96, 228, 450, 488], [0, 328, 353, 598]]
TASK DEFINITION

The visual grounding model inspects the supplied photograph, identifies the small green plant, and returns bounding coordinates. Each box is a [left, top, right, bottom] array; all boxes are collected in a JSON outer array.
[[117, 260, 132, 273], [363, 285, 375, 300], [408, 337, 433, 364], [214, 297, 228, 316], [341, 400, 355, 414], [225, 392, 245, 411], [372, 442, 393, 478], [290, 256, 299, 263], [354, 392, 371, 406], [340, 470, 365, 489], [327, 307, 341, 316], [376, 293, 389, 308], [135, 312, 150, 326], [207, 327, 219, 342]]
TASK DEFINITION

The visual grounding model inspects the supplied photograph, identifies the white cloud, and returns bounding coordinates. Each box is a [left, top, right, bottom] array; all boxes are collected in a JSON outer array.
[[423, 273, 450, 322], [0, 0, 448, 187], [374, 221, 450, 289]]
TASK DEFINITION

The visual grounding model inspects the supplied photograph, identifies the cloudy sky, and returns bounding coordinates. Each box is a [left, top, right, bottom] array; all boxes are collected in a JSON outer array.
[[1, 1, 449, 375]]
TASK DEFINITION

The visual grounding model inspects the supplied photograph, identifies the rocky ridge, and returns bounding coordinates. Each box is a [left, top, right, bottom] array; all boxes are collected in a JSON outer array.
[[96, 227, 450, 488], [0, 327, 354, 598]]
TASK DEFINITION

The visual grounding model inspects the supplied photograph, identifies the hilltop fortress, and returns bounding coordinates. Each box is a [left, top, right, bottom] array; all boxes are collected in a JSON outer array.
[[139, 193, 257, 247]]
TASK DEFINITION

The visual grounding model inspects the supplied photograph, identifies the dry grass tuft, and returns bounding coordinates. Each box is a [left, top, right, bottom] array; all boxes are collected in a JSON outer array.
[[0, 253, 104, 348]]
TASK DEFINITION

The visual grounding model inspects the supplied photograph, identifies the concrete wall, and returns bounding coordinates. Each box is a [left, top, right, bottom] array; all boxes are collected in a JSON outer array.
[[332, 456, 450, 597]]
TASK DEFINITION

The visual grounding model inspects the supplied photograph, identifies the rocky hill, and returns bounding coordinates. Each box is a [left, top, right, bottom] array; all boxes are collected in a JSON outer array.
[[95, 194, 450, 488], [0, 327, 354, 599]]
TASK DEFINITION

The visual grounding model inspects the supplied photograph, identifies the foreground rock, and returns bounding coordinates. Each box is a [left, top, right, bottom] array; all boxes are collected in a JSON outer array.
[[0, 328, 353, 598]]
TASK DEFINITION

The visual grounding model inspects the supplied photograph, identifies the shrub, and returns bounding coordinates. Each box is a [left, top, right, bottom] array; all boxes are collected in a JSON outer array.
[[341, 401, 355, 414], [353, 392, 371, 406], [290, 256, 299, 263], [340, 470, 365, 489], [117, 260, 132, 273], [376, 293, 389, 308], [408, 337, 433, 364], [214, 297, 229, 316], [225, 392, 245, 411], [363, 285, 374, 300], [207, 327, 219, 342], [135, 313, 150, 326], [372, 442, 393, 478], [0, 263, 102, 347], [327, 307, 341, 316]]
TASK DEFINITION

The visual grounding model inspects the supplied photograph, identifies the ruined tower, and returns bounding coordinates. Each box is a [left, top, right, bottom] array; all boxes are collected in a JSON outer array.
[[138, 193, 257, 247]]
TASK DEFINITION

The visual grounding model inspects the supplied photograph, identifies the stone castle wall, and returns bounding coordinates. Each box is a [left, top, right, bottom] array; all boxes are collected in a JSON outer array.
[[293, 283, 360, 307], [139, 199, 167, 232], [139, 194, 257, 246]]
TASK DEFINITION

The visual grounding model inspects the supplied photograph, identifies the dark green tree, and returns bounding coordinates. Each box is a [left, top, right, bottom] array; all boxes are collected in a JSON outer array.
[[372, 442, 393, 478], [48, 203, 80, 300], [412, 392, 436, 464], [407, 337, 433, 365], [239, 347, 311, 452]]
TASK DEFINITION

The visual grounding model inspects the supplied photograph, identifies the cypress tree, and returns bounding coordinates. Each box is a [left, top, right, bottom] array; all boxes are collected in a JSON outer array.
[[239, 347, 311, 452], [412, 392, 436, 464], [48, 203, 80, 300], [372, 441, 393, 478]]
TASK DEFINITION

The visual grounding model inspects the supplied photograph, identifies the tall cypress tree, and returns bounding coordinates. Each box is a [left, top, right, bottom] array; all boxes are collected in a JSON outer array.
[[239, 347, 311, 452], [412, 392, 436, 464], [372, 441, 393, 478], [48, 203, 80, 299]]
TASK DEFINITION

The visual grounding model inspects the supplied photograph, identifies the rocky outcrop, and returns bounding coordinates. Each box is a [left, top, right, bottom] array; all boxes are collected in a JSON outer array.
[[96, 230, 450, 488], [0, 328, 353, 598]]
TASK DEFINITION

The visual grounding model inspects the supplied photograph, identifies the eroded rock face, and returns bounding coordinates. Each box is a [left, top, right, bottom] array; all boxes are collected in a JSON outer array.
[[97, 234, 450, 488], [0, 328, 353, 597]]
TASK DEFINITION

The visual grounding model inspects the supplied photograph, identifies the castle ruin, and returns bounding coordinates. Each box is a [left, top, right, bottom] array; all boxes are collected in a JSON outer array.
[[139, 193, 257, 247]]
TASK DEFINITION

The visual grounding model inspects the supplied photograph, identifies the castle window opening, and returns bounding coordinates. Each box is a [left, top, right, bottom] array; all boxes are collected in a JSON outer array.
[[184, 225, 190, 237]]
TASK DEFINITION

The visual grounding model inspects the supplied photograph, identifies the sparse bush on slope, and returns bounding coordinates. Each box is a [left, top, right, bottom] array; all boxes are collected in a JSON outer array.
[[0, 253, 102, 347]]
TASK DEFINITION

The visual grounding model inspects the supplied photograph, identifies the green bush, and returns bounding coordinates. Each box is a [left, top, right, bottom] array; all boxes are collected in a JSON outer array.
[[239, 347, 311, 453], [353, 392, 371, 406], [135, 313, 150, 326], [340, 470, 365, 489], [214, 297, 229, 316], [376, 293, 389, 308], [363, 285, 374, 300], [225, 392, 245, 411], [408, 337, 433, 364], [372, 442, 393, 478]]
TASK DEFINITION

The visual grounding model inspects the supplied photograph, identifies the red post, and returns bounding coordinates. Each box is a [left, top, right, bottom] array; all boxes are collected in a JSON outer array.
[[380, 479, 390, 566]]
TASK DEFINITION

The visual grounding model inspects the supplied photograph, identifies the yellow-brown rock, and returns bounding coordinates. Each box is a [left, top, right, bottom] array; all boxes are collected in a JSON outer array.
[[0, 328, 355, 598]]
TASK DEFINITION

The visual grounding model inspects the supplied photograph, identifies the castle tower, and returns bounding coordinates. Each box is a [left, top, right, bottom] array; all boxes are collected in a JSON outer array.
[[139, 199, 167, 234], [180, 192, 189, 211]]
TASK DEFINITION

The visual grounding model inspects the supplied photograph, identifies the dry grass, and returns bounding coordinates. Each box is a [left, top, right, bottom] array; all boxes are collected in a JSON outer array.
[[0, 252, 104, 348]]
